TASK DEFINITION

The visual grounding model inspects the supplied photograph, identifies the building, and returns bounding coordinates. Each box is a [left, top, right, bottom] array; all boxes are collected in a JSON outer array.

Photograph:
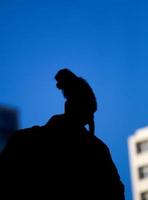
[[0, 105, 19, 151], [128, 127, 148, 200]]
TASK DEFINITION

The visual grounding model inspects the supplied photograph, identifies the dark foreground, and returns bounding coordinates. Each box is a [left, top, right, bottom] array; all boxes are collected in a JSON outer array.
[[0, 115, 125, 199]]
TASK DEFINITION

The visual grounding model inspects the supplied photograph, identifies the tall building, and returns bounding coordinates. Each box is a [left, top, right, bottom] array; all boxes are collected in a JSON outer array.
[[128, 127, 148, 200], [0, 105, 19, 151]]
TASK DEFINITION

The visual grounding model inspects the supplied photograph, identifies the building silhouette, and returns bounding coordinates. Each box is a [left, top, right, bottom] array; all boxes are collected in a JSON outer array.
[[128, 127, 148, 200], [0, 105, 19, 151]]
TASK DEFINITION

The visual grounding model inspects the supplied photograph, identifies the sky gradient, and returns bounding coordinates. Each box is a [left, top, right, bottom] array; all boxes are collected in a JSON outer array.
[[1, 1, 148, 199]]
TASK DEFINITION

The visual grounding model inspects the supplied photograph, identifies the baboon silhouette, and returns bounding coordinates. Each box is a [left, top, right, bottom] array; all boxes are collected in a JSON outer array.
[[55, 68, 97, 136]]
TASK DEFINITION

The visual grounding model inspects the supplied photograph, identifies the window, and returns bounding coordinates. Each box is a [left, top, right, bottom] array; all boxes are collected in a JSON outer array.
[[137, 140, 148, 153], [139, 165, 148, 179], [141, 191, 148, 200]]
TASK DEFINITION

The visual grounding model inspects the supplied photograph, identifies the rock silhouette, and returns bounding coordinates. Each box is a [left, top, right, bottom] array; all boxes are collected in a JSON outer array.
[[0, 69, 125, 199], [1, 114, 125, 199]]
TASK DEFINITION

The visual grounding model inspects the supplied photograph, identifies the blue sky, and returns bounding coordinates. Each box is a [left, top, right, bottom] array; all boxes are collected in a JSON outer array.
[[1, 0, 148, 199]]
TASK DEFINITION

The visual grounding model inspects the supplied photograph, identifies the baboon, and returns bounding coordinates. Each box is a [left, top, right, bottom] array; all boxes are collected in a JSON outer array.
[[55, 68, 97, 136]]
